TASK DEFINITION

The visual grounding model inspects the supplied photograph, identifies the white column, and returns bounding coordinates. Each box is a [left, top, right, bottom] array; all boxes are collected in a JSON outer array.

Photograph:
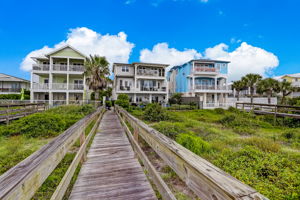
[[203, 93, 207, 108], [214, 93, 218, 107], [66, 92, 69, 105], [149, 94, 152, 103], [215, 77, 217, 90], [30, 72, 34, 103], [49, 92, 53, 106], [133, 93, 136, 103], [192, 77, 195, 90]]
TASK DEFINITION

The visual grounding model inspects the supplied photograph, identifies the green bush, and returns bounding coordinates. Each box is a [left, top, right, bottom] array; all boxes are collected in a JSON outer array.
[[115, 94, 130, 109], [214, 108, 225, 114], [143, 103, 168, 122], [105, 101, 112, 107], [152, 121, 186, 139], [243, 137, 281, 152], [0, 94, 30, 100], [212, 146, 299, 200], [228, 106, 239, 113], [0, 105, 95, 138], [176, 133, 212, 155]]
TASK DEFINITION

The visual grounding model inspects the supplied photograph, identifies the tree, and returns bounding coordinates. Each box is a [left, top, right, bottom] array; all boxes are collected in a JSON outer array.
[[84, 55, 110, 100], [115, 94, 130, 108], [257, 78, 280, 104], [278, 81, 296, 104], [169, 93, 183, 105], [241, 74, 262, 104], [232, 80, 245, 101]]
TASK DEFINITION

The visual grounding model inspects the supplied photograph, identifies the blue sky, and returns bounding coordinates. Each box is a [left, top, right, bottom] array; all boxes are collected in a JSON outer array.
[[0, 0, 299, 81]]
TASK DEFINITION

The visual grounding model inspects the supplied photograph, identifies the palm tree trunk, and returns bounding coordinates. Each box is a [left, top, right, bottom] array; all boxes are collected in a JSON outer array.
[[250, 88, 254, 104], [237, 91, 240, 101]]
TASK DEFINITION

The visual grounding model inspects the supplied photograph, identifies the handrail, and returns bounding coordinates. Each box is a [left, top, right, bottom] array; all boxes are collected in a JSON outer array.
[[115, 105, 268, 200], [236, 102, 300, 109], [0, 106, 104, 200]]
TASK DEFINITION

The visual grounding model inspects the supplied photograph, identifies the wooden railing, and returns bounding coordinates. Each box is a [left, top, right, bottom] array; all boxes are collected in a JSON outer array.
[[236, 102, 300, 119], [115, 105, 268, 200], [0, 107, 105, 200], [0, 102, 46, 124]]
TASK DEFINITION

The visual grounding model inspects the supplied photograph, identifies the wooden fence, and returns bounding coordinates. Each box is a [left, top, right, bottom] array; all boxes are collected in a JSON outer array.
[[0, 102, 46, 124], [115, 105, 268, 200], [0, 106, 105, 200], [236, 102, 300, 119]]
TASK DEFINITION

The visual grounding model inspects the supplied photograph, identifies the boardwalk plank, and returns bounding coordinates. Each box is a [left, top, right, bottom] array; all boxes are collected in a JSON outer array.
[[69, 110, 157, 200]]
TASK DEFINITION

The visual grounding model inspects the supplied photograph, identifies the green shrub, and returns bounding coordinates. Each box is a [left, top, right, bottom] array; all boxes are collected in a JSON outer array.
[[281, 130, 300, 142], [143, 103, 168, 122], [214, 108, 225, 114], [105, 101, 112, 107], [152, 121, 186, 139], [232, 126, 256, 135], [228, 106, 239, 113], [0, 105, 95, 138], [176, 133, 212, 155], [212, 146, 299, 200], [115, 94, 130, 109], [0, 94, 30, 100], [243, 137, 281, 152]]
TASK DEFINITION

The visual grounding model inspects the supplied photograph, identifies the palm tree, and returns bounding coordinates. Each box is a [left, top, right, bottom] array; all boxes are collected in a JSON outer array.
[[84, 55, 110, 100], [232, 80, 245, 101], [241, 73, 262, 104], [278, 81, 295, 104], [257, 78, 280, 104]]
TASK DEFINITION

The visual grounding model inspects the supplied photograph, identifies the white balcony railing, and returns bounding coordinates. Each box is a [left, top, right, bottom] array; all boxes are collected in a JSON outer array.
[[33, 64, 50, 71], [137, 69, 164, 77], [194, 85, 228, 90], [32, 64, 84, 72], [292, 82, 300, 87], [53, 64, 67, 71], [140, 87, 167, 92], [52, 83, 67, 90], [32, 83, 49, 90], [194, 67, 219, 73], [69, 65, 85, 72], [68, 84, 84, 90]]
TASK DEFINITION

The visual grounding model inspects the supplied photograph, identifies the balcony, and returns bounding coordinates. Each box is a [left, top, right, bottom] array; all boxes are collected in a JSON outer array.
[[33, 64, 50, 71], [137, 69, 164, 77], [193, 67, 219, 73], [194, 84, 228, 91], [292, 82, 300, 87], [32, 83, 49, 90], [69, 84, 84, 90], [53, 64, 67, 71], [140, 86, 167, 92], [69, 65, 85, 72], [119, 86, 132, 91]]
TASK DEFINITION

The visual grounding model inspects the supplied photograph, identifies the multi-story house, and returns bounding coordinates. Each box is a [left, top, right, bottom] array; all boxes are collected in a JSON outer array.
[[280, 73, 300, 97], [168, 59, 230, 108], [112, 62, 169, 103], [30, 45, 88, 105], [0, 73, 30, 94]]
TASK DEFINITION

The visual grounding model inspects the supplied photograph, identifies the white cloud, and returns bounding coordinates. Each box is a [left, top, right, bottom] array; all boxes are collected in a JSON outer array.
[[204, 42, 279, 81], [21, 27, 135, 71], [139, 43, 202, 69]]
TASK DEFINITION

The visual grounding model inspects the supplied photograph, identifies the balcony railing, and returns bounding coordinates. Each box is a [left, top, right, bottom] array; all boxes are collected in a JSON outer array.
[[32, 64, 84, 72], [195, 85, 228, 90], [140, 87, 167, 92], [69, 84, 84, 90], [0, 88, 22, 93], [33, 64, 50, 71], [52, 83, 67, 90], [194, 67, 219, 73], [53, 64, 67, 71], [69, 65, 85, 72], [119, 86, 132, 91], [137, 69, 164, 77], [292, 82, 300, 87], [32, 83, 49, 90]]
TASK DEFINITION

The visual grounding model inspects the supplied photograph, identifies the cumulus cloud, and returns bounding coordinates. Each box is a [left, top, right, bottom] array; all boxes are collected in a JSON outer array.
[[204, 42, 279, 81], [139, 43, 201, 69], [21, 27, 135, 71]]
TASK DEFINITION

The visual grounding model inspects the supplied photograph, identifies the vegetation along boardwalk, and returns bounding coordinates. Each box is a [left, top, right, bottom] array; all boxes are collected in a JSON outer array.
[[69, 110, 157, 200]]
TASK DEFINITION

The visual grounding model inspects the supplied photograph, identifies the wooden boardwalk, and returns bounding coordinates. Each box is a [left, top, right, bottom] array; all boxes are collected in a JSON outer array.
[[69, 110, 157, 200]]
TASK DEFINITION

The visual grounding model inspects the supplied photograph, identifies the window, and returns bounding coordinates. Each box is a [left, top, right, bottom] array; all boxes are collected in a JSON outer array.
[[74, 80, 83, 85], [44, 79, 49, 84], [122, 66, 129, 72]]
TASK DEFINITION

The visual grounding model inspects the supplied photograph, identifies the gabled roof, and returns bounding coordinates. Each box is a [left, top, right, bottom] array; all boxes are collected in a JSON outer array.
[[0, 73, 30, 83], [191, 59, 230, 63], [45, 44, 87, 58], [282, 73, 300, 78]]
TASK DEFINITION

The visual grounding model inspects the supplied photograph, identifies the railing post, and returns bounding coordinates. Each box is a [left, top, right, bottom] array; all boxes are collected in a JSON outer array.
[[80, 130, 86, 163]]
